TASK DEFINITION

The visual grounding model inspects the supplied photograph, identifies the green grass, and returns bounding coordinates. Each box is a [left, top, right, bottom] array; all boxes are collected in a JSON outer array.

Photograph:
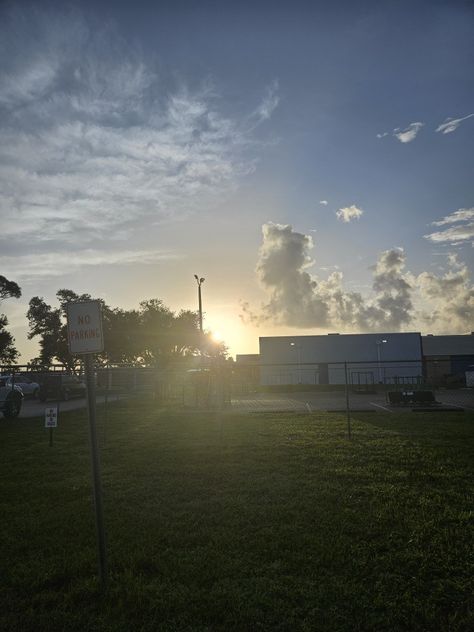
[[1, 401, 473, 631]]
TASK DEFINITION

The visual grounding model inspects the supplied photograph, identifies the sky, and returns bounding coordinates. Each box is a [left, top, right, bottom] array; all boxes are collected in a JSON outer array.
[[0, 0, 473, 361]]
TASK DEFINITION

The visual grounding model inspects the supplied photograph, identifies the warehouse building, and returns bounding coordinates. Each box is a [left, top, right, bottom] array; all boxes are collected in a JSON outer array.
[[422, 334, 474, 387], [259, 332, 423, 387]]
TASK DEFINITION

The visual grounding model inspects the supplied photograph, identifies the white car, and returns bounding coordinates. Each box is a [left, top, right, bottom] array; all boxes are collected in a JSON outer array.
[[1, 375, 40, 398]]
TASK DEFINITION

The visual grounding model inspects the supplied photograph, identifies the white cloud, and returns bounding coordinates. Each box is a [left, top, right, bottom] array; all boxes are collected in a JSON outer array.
[[376, 132, 388, 138], [0, 249, 181, 279], [393, 122, 424, 143], [0, 9, 277, 255], [431, 208, 474, 226], [252, 79, 280, 123], [425, 208, 474, 245], [243, 223, 413, 331], [417, 255, 474, 332], [336, 205, 364, 223], [435, 113, 474, 134], [242, 223, 474, 334], [425, 224, 474, 244], [319, 200, 328, 206]]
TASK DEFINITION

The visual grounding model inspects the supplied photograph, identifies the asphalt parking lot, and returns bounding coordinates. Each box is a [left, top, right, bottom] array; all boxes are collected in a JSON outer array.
[[230, 388, 474, 413], [11, 388, 474, 418]]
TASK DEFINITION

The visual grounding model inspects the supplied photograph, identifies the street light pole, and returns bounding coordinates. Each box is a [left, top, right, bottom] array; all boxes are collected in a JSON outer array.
[[290, 342, 302, 384], [194, 275, 205, 333], [376, 339, 387, 384]]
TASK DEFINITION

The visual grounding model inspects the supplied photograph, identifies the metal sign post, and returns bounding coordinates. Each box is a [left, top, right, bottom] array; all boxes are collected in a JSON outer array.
[[84, 352, 107, 588], [45, 406, 58, 447], [66, 300, 107, 589]]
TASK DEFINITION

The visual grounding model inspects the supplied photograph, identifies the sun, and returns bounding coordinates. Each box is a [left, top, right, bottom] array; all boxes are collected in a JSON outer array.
[[211, 330, 224, 343]]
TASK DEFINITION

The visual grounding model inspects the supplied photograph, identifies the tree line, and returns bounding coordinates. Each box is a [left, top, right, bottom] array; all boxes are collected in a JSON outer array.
[[0, 277, 226, 369]]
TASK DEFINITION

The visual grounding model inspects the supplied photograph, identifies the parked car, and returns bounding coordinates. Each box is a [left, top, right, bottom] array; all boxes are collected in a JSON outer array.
[[0, 376, 24, 418], [1, 374, 40, 398], [38, 374, 87, 402]]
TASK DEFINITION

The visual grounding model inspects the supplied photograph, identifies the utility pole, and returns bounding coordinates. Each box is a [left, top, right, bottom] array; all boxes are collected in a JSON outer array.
[[194, 275, 205, 332], [376, 338, 388, 384]]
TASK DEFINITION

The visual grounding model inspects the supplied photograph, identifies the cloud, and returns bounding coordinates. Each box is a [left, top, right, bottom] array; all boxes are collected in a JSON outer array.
[[0, 8, 277, 261], [393, 122, 424, 143], [243, 223, 413, 331], [252, 79, 280, 123], [0, 249, 181, 279], [253, 223, 329, 327], [336, 205, 364, 223], [417, 255, 474, 331], [243, 223, 474, 334], [425, 224, 474, 244], [431, 208, 474, 226], [425, 208, 474, 245], [376, 123, 424, 143], [319, 200, 328, 206], [435, 113, 474, 134]]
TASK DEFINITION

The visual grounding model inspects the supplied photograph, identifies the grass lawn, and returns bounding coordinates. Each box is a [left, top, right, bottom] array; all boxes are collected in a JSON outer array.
[[1, 400, 473, 631]]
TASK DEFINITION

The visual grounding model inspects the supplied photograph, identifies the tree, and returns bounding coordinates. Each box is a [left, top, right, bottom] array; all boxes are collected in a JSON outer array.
[[27, 296, 70, 369], [27, 290, 93, 370], [26, 291, 227, 368], [102, 307, 143, 365], [0, 275, 21, 363], [138, 300, 190, 366], [0, 314, 19, 363], [137, 300, 224, 366], [0, 276, 21, 302]]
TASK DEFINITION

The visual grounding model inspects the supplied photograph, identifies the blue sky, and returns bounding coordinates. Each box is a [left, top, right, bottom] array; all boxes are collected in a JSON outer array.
[[0, 0, 473, 359]]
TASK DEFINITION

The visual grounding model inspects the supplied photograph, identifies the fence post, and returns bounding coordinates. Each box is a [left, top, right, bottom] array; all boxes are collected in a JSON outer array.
[[344, 361, 352, 439]]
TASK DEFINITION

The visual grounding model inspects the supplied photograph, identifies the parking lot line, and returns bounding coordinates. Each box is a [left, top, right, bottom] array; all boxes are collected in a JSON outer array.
[[370, 402, 393, 412]]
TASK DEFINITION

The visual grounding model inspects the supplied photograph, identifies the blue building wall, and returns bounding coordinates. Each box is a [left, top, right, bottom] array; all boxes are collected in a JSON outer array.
[[260, 333, 423, 386]]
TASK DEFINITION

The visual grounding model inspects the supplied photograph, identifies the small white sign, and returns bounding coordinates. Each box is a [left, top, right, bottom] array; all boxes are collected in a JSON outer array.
[[45, 407, 58, 428], [67, 300, 104, 354]]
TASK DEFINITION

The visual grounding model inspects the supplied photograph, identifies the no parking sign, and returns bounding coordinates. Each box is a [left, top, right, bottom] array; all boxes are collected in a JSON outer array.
[[45, 407, 58, 428]]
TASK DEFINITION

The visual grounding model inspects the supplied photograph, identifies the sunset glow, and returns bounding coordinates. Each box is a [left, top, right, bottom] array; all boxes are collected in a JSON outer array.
[[0, 1, 472, 364]]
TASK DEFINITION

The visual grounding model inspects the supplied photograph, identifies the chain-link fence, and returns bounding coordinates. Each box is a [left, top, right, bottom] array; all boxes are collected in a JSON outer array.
[[231, 357, 474, 413], [2, 358, 473, 414], [0, 362, 233, 409]]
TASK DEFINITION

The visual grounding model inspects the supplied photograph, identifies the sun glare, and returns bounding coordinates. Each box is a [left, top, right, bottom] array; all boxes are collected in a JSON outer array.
[[211, 330, 224, 342]]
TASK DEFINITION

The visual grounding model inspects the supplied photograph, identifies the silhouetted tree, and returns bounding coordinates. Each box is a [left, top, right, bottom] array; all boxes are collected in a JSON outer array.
[[27, 290, 94, 369], [27, 291, 227, 368], [138, 300, 200, 365], [0, 315, 19, 363], [102, 307, 143, 365], [0, 276, 21, 302], [27, 296, 70, 369], [0, 275, 21, 363]]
